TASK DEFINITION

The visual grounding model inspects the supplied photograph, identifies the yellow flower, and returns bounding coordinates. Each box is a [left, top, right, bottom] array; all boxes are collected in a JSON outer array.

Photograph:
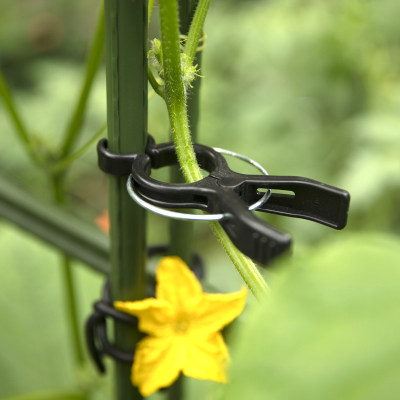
[[114, 256, 247, 397]]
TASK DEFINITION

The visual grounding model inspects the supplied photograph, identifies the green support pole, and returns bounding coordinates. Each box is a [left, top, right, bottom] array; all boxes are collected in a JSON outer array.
[[104, 0, 147, 399]]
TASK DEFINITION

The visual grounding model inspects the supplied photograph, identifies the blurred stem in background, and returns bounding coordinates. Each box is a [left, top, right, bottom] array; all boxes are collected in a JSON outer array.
[[49, 4, 105, 373], [60, 6, 105, 158], [0, 65, 37, 164], [0, 1, 106, 391], [52, 178, 85, 367]]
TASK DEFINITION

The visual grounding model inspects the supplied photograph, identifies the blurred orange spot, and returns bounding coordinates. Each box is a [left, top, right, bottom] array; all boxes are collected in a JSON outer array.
[[96, 210, 109, 234]]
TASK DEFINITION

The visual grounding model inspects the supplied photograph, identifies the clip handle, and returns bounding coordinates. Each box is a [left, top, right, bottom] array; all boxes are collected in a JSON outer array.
[[211, 188, 291, 265], [239, 176, 350, 229]]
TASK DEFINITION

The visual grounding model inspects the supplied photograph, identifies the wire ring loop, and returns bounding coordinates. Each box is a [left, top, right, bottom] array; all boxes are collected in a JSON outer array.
[[126, 147, 271, 221]]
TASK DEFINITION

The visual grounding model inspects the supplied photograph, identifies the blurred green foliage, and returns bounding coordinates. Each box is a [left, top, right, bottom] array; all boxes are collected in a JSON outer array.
[[219, 233, 400, 400], [0, 225, 112, 400], [0, 0, 399, 398], [201, 0, 400, 237]]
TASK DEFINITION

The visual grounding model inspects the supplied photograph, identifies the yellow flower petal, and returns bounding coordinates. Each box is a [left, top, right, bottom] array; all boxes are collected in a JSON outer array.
[[183, 332, 229, 383], [132, 336, 185, 397], [115, 257, 248, 394], [114, 298, 173, 336], [191, 287, 247, 333], [156, 256, 202, 307]]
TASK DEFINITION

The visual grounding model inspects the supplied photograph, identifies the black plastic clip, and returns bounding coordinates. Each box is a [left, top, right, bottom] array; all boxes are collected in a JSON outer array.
[[97, 136, 350, 265], [97, 138, 139, 176], [86, 280, 136, 372], [97, 136, 156, 176], [131, 137, 350, 264]]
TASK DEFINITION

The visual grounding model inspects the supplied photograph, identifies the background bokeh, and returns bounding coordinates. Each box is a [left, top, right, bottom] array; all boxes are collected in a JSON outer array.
[[1, 0, 399, 398]]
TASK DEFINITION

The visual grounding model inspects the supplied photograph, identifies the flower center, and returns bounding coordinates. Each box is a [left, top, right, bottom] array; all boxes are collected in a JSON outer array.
[[174, 316, 190, 333]]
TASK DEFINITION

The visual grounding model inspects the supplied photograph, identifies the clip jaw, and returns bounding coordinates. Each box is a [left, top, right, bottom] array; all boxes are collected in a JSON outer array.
[[98, 136, 350, 265], [216, 193, 292, 264]]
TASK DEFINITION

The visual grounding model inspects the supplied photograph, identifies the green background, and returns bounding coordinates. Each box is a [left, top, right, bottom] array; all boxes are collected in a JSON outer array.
[[0, 0, 399, 398]]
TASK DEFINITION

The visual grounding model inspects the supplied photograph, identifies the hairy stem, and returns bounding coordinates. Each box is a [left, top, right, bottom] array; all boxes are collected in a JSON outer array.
[[158, 0, 268, 299]]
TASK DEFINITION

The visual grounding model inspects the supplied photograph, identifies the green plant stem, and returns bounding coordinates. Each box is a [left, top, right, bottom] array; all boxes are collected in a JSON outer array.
[[159, 0, 268, 300], [159, 0, 203, 182], [148, 0, 156, 23], [61, 255, 85, 365], [61, 5, 105, 157], [210, 222, 269, 298], [53, 122, 107, 173], [0, 70, 35, 159], [184, 0, 210, 64], [0, 71, 30, 145], [168, 2, 201, 397], [52, 175, 85, 367], [148, 65, 165, 98]]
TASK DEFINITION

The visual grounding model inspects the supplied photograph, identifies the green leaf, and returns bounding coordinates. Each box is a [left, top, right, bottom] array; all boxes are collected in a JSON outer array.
[[219, 233, 400, 400]]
